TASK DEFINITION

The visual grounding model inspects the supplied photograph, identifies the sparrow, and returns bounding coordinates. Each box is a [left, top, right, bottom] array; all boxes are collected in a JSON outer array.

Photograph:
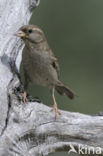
[[15, 25, 76, 119]]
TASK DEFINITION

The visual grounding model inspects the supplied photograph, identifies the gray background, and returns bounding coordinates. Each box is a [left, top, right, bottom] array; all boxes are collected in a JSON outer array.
[[21, 0, 103, 155]]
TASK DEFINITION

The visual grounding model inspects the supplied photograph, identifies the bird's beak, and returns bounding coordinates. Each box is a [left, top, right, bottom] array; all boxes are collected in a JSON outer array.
[[14, 31, 27, 38]]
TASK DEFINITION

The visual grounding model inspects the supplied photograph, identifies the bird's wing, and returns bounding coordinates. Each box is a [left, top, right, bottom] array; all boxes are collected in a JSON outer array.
[[49, 49, 60, 78]]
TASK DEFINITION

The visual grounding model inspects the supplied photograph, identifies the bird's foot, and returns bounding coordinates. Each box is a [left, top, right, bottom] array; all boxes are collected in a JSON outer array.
[[51, 104, 61, 120], [22, 92, 28, 103]]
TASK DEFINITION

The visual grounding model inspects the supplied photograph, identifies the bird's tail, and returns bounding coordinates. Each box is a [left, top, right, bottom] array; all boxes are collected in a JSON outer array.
[[55, 82, 76, 99]]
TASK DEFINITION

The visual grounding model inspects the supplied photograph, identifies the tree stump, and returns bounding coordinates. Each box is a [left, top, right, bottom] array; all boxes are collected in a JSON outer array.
[[0, 0, 103, 155]]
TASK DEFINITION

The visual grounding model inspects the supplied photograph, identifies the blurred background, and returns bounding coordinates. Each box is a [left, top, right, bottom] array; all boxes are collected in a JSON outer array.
[[21, 0, 103, 155]]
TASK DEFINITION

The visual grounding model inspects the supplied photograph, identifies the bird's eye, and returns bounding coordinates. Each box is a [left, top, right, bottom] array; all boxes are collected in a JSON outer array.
[[28, 29, 32, 33]]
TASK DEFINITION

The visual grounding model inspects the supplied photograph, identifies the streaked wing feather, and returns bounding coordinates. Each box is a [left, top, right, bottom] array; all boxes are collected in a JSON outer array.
[[49, 49, 60, 78]]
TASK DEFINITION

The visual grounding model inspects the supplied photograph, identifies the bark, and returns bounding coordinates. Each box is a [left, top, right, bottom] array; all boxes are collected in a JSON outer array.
[[0, 0, 103, 156]]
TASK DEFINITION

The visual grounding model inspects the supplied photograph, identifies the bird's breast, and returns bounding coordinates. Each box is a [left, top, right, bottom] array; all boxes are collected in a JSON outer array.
[[22, 46, 58, 86]]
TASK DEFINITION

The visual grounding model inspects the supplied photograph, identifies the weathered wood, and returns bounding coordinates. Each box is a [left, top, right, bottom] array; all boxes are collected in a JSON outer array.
[[0, 0, 103, 156]]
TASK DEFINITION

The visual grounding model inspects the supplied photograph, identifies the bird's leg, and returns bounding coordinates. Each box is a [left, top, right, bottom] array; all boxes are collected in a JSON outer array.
[[22, 75, 29, 103], [22, 91, 28, 103], [51, 87, 61, 119]]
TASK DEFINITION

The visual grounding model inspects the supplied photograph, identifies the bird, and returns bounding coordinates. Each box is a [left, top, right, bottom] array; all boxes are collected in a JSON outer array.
[[15, 25, 76, 119]]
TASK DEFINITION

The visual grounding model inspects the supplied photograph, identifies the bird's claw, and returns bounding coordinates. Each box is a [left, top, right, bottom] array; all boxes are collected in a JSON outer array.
[[51, 105, 61, 120]]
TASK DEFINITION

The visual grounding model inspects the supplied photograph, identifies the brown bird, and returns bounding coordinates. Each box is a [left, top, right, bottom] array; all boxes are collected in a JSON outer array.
[[15, 25, 76, 119]]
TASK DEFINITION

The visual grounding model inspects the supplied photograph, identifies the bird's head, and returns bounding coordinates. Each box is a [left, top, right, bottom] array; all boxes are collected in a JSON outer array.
[[15, 25, 45, 43]]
